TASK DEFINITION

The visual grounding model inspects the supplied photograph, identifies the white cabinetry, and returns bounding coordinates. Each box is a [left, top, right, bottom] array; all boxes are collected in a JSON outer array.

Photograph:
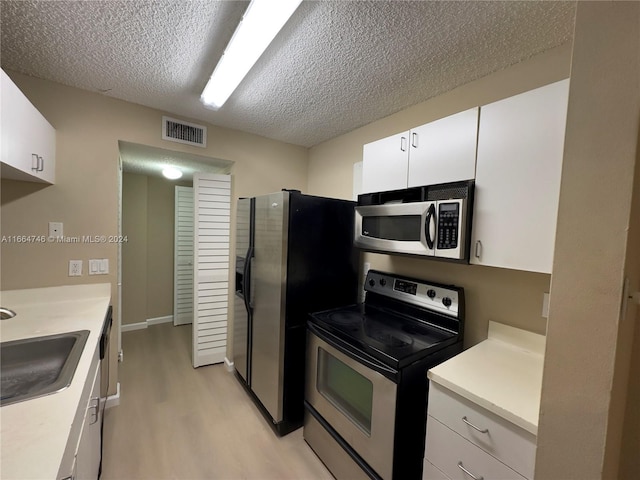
[[407, 108, 478, 188], [361, 108, 478, 194], [76, 363, 102, 479], [1, 69, 56, 184], [58, 350, 102, 480], [424, 383, 535, 480], [362, 131, 409, 193], [423, 322, 545, 480], [470, 79, 569, 273]]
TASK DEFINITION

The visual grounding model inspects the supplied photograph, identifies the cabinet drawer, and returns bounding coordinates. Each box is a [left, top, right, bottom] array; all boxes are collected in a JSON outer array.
[[428, 383, 536, 479], [423, 459, 450, 480], [426, 417, 526, 480]]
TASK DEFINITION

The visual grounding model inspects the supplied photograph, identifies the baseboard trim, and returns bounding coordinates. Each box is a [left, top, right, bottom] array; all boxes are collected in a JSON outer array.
[[147, 315, 173, 326], [121, 322, 147, 332], [122, 315, 174, 332], [105, 382, 120, 409], [224, 357, 234, 373]]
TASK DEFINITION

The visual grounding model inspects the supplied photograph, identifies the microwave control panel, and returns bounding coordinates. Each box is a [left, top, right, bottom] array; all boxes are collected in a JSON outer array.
[[437, 202, 459, 250]]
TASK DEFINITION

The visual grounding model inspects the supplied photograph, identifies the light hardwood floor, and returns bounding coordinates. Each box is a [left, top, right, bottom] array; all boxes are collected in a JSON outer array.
[[101, 323, 333, 480]]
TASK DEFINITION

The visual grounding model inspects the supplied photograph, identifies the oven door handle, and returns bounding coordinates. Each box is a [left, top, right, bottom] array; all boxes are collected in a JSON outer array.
[[307, 322, 398, 379]]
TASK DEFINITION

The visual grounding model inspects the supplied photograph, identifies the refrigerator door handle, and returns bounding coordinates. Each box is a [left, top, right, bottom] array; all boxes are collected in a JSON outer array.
[[248, 256, 256, 309], [243, 246, 254, 312]]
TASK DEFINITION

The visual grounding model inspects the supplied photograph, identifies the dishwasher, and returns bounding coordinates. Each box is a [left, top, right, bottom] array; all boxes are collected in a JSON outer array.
[[99, 305, 112, 476]]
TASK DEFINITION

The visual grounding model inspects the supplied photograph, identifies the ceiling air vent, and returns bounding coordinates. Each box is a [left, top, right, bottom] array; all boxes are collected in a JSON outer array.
[[162, 116, 207, 148]]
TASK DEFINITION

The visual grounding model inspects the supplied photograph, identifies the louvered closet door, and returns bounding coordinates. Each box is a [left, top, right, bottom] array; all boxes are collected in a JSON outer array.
[[174, 186, 194, 326], [192, 173, 231, 367]]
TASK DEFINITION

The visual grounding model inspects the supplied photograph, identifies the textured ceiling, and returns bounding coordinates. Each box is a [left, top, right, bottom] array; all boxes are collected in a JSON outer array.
[[1, 1, 576, 148]]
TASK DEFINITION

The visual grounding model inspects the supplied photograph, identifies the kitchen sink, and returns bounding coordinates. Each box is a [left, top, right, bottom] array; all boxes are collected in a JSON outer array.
[[0, 330, 90, 406]]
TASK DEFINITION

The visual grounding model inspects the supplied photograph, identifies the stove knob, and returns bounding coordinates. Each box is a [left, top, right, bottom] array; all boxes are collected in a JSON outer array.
[[379, 278, 387, 286], [427, 289, 436, 299], [368, 279, 376, 287], [442, 297, 452, 307]]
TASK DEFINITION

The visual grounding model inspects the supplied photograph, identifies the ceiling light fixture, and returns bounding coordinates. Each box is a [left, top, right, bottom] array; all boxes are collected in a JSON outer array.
[[200, 0, 303, 109], [162, 166, 183, 180]]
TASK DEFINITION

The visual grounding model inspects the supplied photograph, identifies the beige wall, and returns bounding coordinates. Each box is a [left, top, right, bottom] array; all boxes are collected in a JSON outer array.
[[308, 43, 573, 346], [121, 173, 180, 325], [121, 173, 148, 326], [145, 175, 178, 320], [619, 117, 640, 474], [536, 3, 640, 479], [0, 73, 309, 395]]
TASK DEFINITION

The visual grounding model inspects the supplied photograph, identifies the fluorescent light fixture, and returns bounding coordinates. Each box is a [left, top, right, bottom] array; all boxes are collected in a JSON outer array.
[[201, 0, 303, 109], [162, 166, 183, 180]]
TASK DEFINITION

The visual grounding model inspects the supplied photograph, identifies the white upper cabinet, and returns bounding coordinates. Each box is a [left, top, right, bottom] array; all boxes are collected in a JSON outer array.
[[470, 79, 570, 273], [407, 107, 478, 187], [361, 107, 479, 194], [1, 69, 56, 184], [362, 131, 410, 193]]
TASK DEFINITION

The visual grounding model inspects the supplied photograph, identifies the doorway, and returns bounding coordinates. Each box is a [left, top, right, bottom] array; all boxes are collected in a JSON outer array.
[[117, 141, 233, 370]]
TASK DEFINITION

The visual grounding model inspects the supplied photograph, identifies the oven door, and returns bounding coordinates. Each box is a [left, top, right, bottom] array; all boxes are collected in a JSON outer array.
[[306, 328, 397, 480], [355, 201, 434, 257]]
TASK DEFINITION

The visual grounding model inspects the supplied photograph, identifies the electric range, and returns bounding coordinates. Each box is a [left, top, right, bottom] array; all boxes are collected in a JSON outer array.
[[304, 270, 465, 480]]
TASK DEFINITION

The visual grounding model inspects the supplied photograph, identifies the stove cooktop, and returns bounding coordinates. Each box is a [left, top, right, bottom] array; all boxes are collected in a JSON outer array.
[[309, 303, 457, 369]]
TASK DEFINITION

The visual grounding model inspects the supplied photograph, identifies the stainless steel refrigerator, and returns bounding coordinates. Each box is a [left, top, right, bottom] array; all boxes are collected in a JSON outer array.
[[233, 190, 358, 435]]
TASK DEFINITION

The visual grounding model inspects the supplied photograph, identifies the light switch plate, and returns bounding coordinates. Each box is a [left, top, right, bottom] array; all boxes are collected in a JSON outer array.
[[89, 259, 99, 275], [89, 259, 109, 275]]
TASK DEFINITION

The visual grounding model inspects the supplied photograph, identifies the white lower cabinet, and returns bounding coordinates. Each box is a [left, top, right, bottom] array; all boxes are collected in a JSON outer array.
[[423, 458, 450, 480], [76, 363, 102, 479], [424, 383, 536, 480], [425, 418, 527, 480], [58, 351, 102, 480]]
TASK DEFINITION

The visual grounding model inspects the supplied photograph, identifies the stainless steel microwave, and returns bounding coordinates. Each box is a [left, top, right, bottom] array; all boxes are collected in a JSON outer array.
[[354, 180, 474, 262]]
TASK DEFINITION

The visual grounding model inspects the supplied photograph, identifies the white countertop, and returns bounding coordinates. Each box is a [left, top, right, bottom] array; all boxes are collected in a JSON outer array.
[[0, 283, 111, 479], [427, 321, 545, 435]]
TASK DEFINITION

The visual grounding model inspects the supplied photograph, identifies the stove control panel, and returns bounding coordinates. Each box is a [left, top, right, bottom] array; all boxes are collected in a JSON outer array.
[[365, 270, 460, 318]]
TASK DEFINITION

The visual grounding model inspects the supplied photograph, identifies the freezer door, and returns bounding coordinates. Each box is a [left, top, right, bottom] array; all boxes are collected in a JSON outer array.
[[251, 191, 289, 422], [233, 197, 252, 384]]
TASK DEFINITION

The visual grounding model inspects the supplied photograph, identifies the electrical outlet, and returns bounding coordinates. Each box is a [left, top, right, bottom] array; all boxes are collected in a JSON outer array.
[[69, 260, 83, 276]]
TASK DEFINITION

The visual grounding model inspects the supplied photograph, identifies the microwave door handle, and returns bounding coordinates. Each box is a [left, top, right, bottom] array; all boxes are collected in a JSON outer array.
[[425, 203, 436, 250]]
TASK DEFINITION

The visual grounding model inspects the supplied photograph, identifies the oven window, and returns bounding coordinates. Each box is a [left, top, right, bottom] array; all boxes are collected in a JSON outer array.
[[362, 215, 421, 241], [317, 347, 373, 435]]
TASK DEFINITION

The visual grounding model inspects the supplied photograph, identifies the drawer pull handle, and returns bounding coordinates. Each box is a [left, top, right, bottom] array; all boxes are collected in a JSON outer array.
[[458, 461, 484, 480], [462, 416, 489, 434]]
